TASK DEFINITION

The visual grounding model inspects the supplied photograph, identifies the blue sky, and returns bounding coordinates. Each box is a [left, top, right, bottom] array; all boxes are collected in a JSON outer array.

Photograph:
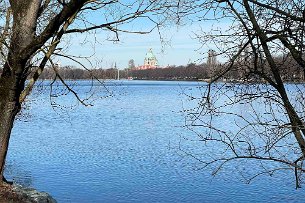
[[58, 24, 207, 69], [56, 2, 228, 69]]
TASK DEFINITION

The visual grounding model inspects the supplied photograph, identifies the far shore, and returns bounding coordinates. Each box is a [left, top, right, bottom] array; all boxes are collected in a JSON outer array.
[[34, 78, 305, 84]]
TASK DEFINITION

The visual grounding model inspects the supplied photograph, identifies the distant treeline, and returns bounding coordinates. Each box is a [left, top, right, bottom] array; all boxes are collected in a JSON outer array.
[[0, 56, 304, 82], [130, 63, 209, 80], [29, 63, 211, 81]]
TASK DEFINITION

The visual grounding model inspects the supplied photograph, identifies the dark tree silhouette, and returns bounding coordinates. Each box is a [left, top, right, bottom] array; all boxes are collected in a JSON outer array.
[[0, 0, 170, 185], [178, 0, 305, 188]]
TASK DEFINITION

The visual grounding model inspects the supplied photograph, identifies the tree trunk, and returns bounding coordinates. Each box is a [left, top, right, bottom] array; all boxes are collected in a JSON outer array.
[[0, 70, 22, 184], [242, 0, 305, 156], [0, 1, 42, 183], [0, 1, 55, 184]]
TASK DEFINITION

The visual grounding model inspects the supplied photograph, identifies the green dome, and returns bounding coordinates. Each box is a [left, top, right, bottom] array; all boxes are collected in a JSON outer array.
[[145, 48, 157, 60], [144, 48, 158, 67]]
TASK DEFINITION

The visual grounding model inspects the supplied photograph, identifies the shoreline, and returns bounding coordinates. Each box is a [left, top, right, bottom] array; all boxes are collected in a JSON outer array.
[[0, 184, 56, 203], [34, 78, 305, 84]]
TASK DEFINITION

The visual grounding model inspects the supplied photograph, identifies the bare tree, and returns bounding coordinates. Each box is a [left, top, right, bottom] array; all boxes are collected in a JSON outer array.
[[128, 59, 136, 69], [0, 0, 171, 185], [179, 0, 305, 188]]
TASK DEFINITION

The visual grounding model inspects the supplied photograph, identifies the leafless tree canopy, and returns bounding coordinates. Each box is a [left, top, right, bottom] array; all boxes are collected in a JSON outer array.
[[177, 0, 305, 188], [0, 0, 304, 189], [0, 0, 175, 184]]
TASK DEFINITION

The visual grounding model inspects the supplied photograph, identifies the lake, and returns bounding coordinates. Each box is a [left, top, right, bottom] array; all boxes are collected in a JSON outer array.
[[5, 80, 305, 202]]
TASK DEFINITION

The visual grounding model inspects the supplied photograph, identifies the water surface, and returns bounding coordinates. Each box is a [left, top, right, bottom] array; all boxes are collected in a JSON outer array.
[[6, 80, 305, 202]]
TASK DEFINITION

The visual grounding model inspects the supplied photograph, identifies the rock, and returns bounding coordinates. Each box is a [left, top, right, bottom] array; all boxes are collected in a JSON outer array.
[[11, 185, 57, 203]]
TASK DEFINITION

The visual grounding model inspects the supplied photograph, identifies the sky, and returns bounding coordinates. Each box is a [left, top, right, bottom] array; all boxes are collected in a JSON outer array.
[[56, 2, 228, 70], [58, 24, 211, 69]]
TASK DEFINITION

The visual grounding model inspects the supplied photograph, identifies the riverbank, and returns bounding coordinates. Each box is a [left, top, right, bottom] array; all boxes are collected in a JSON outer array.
[[0, 184, 56, 203]]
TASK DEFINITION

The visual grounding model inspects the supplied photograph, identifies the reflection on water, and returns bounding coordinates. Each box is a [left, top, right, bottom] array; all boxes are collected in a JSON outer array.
[[5, 80, 305, 202], [5, 162, 33, 187]]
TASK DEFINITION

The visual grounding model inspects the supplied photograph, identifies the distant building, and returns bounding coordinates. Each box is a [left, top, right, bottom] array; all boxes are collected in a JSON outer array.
[[136, 48, 159, 70], [207, 49, 217, 67], [144, 48, 158, 67], [207, 49, 217, 77]]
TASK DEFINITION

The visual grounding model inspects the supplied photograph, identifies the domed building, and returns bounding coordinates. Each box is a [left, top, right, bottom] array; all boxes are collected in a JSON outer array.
[[137, 48, 159, 70], [144, 48, 158, 67]]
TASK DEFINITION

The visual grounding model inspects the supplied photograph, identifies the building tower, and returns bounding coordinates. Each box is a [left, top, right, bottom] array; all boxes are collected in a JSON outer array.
[[207, 49, 216, 67], [144, 48, 158, 67], [207, 49, 217, 77]]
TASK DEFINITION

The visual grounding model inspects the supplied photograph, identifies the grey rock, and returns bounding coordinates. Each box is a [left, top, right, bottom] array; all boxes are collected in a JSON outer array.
[[12, 185, 57, 203]]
